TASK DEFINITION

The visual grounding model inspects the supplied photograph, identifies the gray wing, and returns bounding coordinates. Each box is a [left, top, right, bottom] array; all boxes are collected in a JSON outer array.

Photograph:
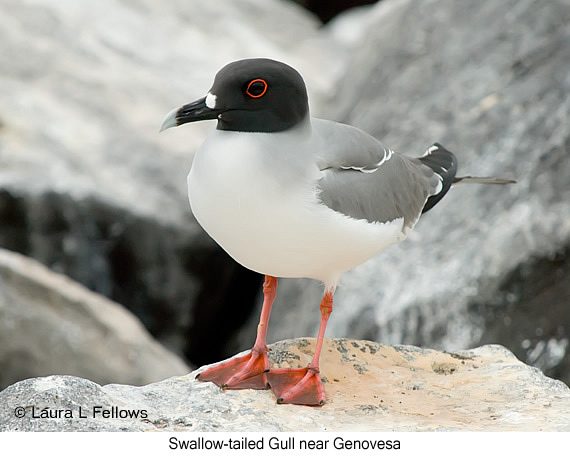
[[313, 119, 441, 229]]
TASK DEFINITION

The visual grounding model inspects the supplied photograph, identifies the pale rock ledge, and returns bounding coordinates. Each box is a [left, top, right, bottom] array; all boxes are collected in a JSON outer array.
[[1, 338, 569, 431]]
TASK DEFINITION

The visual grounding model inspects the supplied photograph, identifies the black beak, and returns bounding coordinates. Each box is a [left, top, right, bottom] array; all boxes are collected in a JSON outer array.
[[160, 97, 220, 132]]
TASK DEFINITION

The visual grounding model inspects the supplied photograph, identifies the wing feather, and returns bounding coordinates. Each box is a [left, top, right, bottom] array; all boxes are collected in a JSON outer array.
[[312, 120, 440, 229]]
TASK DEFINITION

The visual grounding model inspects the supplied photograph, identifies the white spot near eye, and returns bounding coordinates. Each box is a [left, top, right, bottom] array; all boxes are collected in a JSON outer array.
[[205, 92, 217, 109]]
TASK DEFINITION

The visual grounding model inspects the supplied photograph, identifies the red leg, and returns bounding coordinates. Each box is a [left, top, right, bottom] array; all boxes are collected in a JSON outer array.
[[196, 275, 277, 390], [266, 290, 333, 406]]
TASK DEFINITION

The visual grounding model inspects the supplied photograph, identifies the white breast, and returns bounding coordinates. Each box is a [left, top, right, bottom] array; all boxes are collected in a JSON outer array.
[[187, 127, 406, 287]]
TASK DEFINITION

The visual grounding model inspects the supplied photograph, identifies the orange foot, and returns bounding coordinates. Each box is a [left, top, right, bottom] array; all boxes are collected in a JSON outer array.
[[266, 367, 326, 406], [196, 349, 270, 390]]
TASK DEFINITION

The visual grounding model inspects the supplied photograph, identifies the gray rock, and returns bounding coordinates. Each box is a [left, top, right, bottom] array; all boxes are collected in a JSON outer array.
[[0, 0, 330, 367], [243, 0, 570, 386], [1, 338, 568, 431], [0, 248, 189, 390]]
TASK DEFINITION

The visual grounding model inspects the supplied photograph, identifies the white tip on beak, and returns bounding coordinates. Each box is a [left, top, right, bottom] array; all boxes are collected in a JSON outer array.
[[159, 107, 179, 132]]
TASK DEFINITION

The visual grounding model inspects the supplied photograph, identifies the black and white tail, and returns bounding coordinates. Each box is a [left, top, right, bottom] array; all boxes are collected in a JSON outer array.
[[419, 142, 515, 214], [419, 143, 457, 213]]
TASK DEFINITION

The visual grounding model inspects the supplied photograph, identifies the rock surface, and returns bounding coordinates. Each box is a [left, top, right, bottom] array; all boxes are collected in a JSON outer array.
[[1, 338, 569, 431], [0, 248, 188, 390]]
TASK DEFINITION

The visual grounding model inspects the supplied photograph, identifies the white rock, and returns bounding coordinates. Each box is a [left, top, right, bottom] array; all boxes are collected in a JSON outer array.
[[1, 339, 568, 431]]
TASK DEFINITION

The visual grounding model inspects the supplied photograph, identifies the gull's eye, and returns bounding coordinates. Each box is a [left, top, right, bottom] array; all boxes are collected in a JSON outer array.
[[245, 79, 268, 98]]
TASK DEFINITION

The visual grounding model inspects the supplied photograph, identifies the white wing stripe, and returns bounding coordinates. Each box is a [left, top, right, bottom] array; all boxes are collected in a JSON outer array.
[[339, 148, 393, 173]]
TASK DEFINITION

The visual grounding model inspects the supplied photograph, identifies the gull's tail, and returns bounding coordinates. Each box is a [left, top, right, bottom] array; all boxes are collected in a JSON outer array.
[[452, 175, 516, 185], [419, 143, 457, 213], [419, 142, 516, 214]]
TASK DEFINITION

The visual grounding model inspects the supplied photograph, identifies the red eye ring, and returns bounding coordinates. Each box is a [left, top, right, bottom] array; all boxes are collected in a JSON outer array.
[[246, 79, 268, 98]]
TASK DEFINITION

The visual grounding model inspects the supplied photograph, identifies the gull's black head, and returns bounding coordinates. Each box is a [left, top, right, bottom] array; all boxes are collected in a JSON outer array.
[[161, 58, 309, 133]]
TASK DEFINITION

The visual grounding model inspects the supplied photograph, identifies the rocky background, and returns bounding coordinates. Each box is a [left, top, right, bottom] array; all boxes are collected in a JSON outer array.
[[0, 0, 568, 394]]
